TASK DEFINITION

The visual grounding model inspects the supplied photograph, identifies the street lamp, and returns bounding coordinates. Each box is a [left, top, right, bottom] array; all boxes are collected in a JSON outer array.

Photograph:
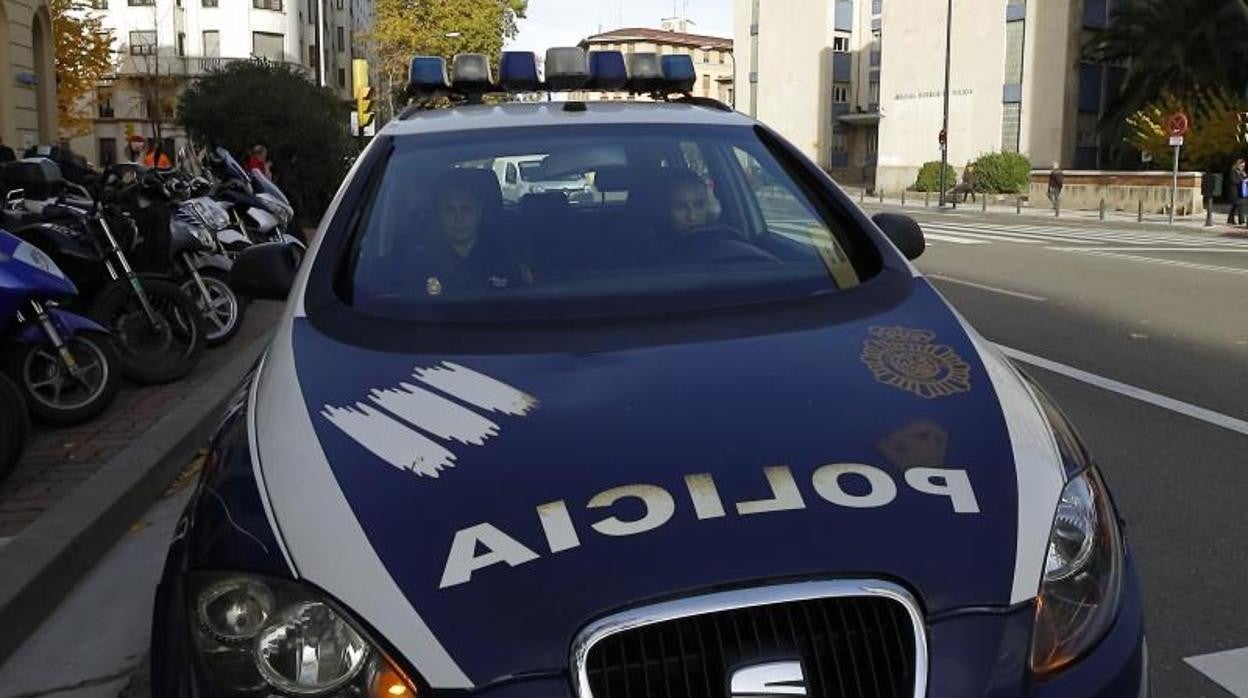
[[938, 0, 953, 207], [699, 44, 736, 109]]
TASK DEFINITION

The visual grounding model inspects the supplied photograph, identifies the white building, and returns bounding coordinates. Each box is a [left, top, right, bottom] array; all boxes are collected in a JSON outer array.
[[735, 0, 1127, 191], [574, 18, 734, 105], [1, 0, 57, 150], [69, 0, 371, 165]]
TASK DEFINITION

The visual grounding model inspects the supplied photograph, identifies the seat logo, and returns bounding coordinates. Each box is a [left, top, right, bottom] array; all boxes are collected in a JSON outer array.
[[729, 660, 808, 698]]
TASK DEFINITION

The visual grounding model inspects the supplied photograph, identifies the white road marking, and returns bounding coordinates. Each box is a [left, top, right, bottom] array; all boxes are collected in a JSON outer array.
[[926, 274, 1047, 301], [1046, 246, 1248, 253], [1061, 249, 1248, 275], [0, 536, 10, 550], [921, 227, 1044, 244], [1185, 647, 1248, 697], [924, 232, 989, 245], [926, 221, 1248, 248], [998, 346, 1248, 438]]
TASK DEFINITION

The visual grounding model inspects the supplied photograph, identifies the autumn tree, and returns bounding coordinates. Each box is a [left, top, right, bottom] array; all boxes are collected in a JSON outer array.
[[365, 0, 527, 120], [51, 0, 115, 137], [1125, 88, 1248, 175]]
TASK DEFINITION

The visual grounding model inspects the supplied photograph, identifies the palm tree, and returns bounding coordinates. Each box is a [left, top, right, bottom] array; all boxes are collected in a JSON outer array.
[[1084, 0, 1248, 127]]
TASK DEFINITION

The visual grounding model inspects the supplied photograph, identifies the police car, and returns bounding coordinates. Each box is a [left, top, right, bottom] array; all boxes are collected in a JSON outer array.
[[151, 48, 1147, 697]]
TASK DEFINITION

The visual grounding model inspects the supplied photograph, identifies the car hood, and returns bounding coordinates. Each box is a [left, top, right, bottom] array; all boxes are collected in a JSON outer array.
[[252, 273, 1066, 687]]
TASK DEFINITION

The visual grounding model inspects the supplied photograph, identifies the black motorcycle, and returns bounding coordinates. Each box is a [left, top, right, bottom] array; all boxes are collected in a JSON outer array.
[[1, 161, 206, 385]]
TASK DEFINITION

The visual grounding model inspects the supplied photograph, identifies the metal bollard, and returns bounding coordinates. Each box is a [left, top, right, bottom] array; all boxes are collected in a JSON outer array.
[[1137, 200, 1143, 222], [1099, 198, 1105, 221], [1205, 197, 1214, 227], [901, 188, 906, 205], [879, 188, 885, 204], [982, 194, 987, 212], [1016, 196, 1021, 214], [925, 190, 930, 207], [860, 188, 865, 203]]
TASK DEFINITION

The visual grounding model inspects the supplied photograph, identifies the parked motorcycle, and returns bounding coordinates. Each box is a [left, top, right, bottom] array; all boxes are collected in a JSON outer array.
[[169, 196, 247, 345], [0, 161, 207, 384], [0, 229, 120, 425]]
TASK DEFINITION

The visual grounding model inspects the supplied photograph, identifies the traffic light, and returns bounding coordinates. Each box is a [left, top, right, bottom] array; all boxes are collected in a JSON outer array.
[[1238, 112, 1248, 144], [353, 59, 373, 132]]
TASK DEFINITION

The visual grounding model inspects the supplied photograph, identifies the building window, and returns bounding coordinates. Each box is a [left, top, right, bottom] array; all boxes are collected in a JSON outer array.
[[308, 44, 319, 67], [867, 130, 879, 154], [203, 30, 220, 56], [868, 80, 880, 108], [253, 0, 281, 10], [99, 138, 117, 166], [336, 26, 344, 52], [1001, 102, 1021, 153], [176, 32, 186, 56], [702, 74, 711, 95], [833, 83, 849, 103], [832, 132, 848, 153], [1003, 20, 1024, 84], [127, 0, 154, 5], [336, 0, 342, 7], [833, 36, 849, 52], [129, 31, 157, 55], [252, 31, 285, 62], [338, 68, 346, 87], [90, 0, 107, 8], [202, 0, 217, 7], [1078, 62, 1103, 113], [872, 0, 883, 14], [97, 91, 114, 118]]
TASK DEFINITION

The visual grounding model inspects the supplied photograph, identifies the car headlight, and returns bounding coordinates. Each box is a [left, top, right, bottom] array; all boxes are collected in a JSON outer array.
[[191, 573, 421, 697], [1030, 468, 1125, 675], [14, 241, 66, 280], [528, 185, 546, 194]]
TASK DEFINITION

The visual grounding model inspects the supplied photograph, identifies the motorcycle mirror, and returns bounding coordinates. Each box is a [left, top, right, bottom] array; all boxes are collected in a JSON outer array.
[[4, 189, 24, 210], [228, 241, 301, 301]]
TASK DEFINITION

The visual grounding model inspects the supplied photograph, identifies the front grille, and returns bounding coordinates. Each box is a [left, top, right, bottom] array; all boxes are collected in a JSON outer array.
[[583, 595, 917, 698]]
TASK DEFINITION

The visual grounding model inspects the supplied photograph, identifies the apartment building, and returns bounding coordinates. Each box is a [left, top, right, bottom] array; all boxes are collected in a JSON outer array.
[[68, 0, 370, 165], [1, 0, 56, 150], [735, 0, 1127, 190], [575, 18, 734, 104]]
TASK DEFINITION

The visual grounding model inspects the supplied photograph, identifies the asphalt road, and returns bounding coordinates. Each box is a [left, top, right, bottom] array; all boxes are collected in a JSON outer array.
[[880, 206, 1248, 697], [2, 209, 1246, 697]]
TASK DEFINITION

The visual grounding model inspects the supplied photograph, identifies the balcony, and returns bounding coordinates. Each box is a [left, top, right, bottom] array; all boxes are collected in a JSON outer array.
[[113, 54, 311, 78]]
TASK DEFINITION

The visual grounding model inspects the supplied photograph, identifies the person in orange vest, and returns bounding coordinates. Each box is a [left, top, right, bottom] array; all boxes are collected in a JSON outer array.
[[142, 142, 172, 169]]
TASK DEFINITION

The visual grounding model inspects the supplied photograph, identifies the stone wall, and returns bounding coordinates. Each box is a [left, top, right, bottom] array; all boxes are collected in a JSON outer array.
[[1029, 170, 1205, 215]]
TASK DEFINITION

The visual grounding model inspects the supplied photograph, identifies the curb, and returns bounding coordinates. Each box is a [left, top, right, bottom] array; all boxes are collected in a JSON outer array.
[[0, 331, 272, 666], [858, 201, 1242, 236]]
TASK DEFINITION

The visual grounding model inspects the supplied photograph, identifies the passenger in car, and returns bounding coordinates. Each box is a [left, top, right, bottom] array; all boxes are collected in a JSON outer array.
[[416, 169, 533, 295]]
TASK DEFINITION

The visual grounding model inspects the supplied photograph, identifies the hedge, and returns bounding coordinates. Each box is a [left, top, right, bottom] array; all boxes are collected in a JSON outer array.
[[912, 161, 958, 192], [969, 151, 1032, 193]]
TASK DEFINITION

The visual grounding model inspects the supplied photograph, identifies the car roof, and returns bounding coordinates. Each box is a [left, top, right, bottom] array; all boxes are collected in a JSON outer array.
[[382, 101, 756, 137]]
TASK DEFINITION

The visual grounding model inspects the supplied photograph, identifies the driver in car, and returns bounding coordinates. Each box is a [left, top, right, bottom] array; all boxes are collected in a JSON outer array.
[[639, 168, 776, 265], [418, 169, 533, 296], [666, 169, 712, 232]]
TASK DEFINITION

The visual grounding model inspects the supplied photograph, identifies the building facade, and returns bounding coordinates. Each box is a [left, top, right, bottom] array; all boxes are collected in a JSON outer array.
[[68, 0, 369, 165], [1, 0, 57, 151], [576, 19, 734, 105], [735, 0, 1126, 190]]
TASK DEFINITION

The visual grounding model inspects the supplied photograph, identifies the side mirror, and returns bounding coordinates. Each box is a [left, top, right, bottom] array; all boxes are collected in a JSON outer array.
[[228, 242, 302, 301], [872, 212, 925, 260]]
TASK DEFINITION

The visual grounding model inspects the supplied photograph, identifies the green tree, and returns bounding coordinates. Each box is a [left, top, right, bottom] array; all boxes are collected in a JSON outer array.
[[969, 152, 1032, 193], [365, 0, 527, 118], [178, 60, 354, 222], [1083, 0, 1248, 128], [51, 0, 115, 137], [1126, 87, 1248, 174]]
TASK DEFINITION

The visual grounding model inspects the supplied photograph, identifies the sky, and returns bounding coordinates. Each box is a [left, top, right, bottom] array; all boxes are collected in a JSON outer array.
[[505, 0, 734, 53]]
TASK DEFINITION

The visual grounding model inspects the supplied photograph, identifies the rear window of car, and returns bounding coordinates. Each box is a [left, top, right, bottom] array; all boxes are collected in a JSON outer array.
[[335, 123, 881, 322]]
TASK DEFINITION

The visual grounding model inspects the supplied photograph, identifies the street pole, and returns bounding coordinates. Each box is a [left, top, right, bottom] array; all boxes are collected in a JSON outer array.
[[938, 0, 952, 208], [1170, 143, 1180, 225], [316, 0, 326, 87]]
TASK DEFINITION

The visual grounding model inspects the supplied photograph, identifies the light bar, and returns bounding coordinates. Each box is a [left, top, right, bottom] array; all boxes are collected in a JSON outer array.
[[625, 53, 665, 93], [451, 53, 493, 94], [544, 47, 590, 91], [587, 50, 628, 90], [660, 55, 696, 93], [407, 56, 449, 95], [499, 51, 541, 91]]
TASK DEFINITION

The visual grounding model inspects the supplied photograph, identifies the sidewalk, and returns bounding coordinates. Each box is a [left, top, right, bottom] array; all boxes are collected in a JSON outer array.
[[0, 302, 280, 666], [839, 185, 1247, 234]]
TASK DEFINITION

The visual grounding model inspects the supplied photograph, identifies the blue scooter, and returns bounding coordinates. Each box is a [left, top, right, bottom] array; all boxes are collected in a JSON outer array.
[[0, 229, 120, 437]]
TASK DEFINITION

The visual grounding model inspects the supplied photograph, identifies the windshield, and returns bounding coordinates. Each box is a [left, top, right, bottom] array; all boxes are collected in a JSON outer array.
[[339, 124, 879, 321]]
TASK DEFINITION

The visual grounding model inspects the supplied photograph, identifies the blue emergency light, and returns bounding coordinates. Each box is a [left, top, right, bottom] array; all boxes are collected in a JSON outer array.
[[587, 50, 628, 90], [407, 56, 449, 95], [499, 51, 541, 91], [660, 55, 697, 93]]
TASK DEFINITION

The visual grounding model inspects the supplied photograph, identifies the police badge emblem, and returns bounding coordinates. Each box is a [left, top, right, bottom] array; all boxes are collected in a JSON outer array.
[[426, 277, 443, 296], [860, 326, 972, 399]]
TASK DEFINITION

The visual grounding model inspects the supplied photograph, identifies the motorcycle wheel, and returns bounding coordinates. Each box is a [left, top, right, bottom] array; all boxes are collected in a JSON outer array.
[[180, 268, 247, 348], [90, 279, 207, 385], [0, 373, 30, 483], [4, 331, 122, 426]]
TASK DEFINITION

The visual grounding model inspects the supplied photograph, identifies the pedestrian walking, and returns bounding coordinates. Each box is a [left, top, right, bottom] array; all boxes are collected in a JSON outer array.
[[960, 163, 977, 203], [1227, 159, 1246, 226], [244, 144, 272, 179], [1046, 162, 1064, 210]]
